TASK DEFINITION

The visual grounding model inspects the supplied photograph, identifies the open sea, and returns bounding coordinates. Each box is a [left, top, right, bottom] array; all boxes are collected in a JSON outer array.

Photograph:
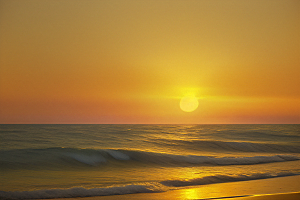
[[0, 124, 299, 199]]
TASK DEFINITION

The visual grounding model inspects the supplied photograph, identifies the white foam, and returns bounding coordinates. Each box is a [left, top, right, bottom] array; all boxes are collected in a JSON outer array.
[[1, 173, 298, 199], [161, 172, 298, 187], [0, 184, 162, 200], [105, 150, 130, 160], [65, 153, 107, 166]]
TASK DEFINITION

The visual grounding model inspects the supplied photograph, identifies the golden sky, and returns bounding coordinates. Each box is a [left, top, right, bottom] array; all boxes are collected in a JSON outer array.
[[0, 0, 299, 124]]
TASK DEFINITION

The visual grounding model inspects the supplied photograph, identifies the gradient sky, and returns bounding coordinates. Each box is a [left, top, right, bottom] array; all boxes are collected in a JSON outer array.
[[0, 0, 299, 124]]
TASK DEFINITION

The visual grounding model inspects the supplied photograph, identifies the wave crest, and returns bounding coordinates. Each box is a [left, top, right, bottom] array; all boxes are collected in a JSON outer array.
[[0, 148, 299, 169], [161, 172, 298, 187], [0, 183, 164, 200], [1, 172, 298, 199]]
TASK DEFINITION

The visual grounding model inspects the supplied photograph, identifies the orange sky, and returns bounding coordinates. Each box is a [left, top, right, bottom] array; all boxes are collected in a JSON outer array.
[[0, 0, 299, 124]]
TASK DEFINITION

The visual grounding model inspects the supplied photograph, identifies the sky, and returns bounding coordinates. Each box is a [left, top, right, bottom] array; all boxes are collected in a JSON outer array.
[[0, 0, 299, 124]]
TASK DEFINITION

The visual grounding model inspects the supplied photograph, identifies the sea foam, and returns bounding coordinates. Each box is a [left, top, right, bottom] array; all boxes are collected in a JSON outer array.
[[0, 184, 157, 200], [161, 172, 298, 187], [0, 172, 298, 200]]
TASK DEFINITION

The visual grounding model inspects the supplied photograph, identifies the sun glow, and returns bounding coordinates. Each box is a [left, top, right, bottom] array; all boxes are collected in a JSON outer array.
[[180, 96, 199, 112]]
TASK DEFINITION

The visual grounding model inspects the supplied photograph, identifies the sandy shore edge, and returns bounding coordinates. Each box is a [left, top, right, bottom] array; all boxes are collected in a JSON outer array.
[[234, 192, 300, 200], [38, 192, 300, 200]]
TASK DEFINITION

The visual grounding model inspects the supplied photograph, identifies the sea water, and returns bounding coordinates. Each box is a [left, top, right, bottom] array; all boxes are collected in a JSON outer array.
[[0, 124, 299, 199]]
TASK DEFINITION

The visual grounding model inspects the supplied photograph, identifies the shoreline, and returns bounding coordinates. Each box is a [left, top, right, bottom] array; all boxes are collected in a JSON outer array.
[[35, 175, 300, 200], [234, 192, 300, 200]]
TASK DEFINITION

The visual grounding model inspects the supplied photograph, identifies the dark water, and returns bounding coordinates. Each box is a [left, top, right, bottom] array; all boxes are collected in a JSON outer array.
[[0, 124, 299, 199]]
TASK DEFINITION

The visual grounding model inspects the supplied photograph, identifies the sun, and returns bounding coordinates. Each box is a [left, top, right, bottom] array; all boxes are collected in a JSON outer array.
[[180, 96, 199, 112]]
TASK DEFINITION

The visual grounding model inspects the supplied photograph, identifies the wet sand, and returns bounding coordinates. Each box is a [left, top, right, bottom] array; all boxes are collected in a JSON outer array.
[[234, 192, 300, 200]]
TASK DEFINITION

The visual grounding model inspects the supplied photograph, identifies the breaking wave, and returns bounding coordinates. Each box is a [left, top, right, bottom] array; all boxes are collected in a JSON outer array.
[[0, 183, 164, 200], [161, 172, 298, 187], [0, 172, 298, 199], [0, 147, 299, 169]]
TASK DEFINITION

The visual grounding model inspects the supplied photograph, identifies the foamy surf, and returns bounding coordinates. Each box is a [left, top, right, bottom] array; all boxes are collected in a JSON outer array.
[[0, 172, 298, 200], [0, 184, 161, 200], [160, 172, 298, 187]]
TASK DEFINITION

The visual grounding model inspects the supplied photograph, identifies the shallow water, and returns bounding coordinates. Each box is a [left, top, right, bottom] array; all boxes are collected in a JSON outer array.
[[0, 124, 299, 199]]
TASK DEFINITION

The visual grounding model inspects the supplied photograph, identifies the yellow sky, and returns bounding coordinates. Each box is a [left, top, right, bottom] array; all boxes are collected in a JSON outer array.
[[0, 0, 299, 124]]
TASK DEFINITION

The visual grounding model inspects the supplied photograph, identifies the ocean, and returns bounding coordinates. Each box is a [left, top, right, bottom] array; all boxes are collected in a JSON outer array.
[[0, 124, 299, 199]]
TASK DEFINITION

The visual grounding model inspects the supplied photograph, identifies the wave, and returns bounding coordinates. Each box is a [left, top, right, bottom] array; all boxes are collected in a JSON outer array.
[[0, 172, 298, 199], [164, 139, 300, 153], [0, 183, 165, 200], [124, 151, 299, 166], [161, 172, 298, 187], [0, 147, 299, 169]]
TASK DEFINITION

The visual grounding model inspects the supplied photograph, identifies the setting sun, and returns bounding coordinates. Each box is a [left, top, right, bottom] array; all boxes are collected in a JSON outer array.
[[180, 96, 199, 112]]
